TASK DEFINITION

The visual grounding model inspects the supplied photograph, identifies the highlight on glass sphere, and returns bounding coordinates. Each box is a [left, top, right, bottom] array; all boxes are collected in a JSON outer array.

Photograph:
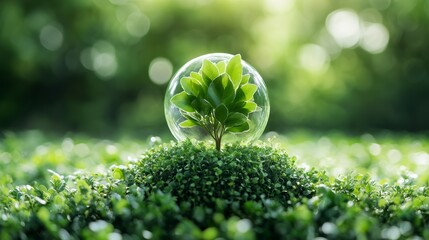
[[164, 53, 270, 150]]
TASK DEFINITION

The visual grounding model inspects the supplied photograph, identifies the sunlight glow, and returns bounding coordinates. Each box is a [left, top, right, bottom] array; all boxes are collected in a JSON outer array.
[[264, 0, 294, 13], [126, 12, 150, 38], [61, 138, 74, 153], [326, 9, 390, 54], [369, 143, 382, 156], [142, 230, 153, 239], [360, 23, 389, 54], [39, 24, 63, 51], [89, 220, 108, 232], [109, 0, 128, 5], [326, 10, 360, 48], [106, 145, 118, 155], [299, 44, 330, 72], [236, 219, 251, 233], [93, 53, 117, 78], [381, 226, 400, 240], [388, 149, 402, 162], [92, 41, 118, 78], [75, 143, 90, 158], [80, 41, 118, 78], [149, 58, 173, 85], [411, 152, 429, 166]]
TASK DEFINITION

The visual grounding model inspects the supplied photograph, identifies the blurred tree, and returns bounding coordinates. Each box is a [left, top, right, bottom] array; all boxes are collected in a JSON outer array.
[[0, 0, 428, 136]]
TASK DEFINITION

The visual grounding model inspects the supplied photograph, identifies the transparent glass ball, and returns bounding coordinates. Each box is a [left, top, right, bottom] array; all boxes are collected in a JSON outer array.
[[164, 53, 270, 144]]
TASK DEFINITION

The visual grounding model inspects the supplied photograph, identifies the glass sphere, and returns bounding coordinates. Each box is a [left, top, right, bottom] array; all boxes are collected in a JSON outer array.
[[164, 53, 270, 144]]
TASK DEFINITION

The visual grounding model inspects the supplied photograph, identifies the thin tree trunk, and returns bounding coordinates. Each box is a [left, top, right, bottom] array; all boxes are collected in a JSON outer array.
[[215, 138, 221, 151]]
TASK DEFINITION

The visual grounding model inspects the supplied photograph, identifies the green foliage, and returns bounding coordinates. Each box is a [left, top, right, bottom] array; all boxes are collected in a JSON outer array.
[[132, 141, 316, 207], [1, 138, 429, 239], [1, 1, 429, 134], [171, 54, 258, 150]]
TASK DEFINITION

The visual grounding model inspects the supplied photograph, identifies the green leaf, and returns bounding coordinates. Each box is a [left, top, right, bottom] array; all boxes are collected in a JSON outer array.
[[190, 71, 202, 81], [235, 84, 257, 102], [233, 101, 258, 115], [183, 111, 200, 122], [179, 119, 198, 128], [226, 54, 242, 90], [170, 92, 195, 112], [226, 122, 249, 133], [242, 101, 258, 114], [216, 61, 226, 73], [180, 77, 202, 97], [202, 59, 219, 80], [191, 97, 211, 115], [113, 168, 124, 180], [207, 74, 235, 107], [225, 112, 247, 128], [190, 72, 207, 88], [214, 104, 228, 123], [241, 74, 250, 85], [201, 72, 213, 87]]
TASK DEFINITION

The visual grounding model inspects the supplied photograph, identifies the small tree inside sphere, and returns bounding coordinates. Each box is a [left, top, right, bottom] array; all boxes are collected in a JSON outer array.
[[170, 54, 259, 151]]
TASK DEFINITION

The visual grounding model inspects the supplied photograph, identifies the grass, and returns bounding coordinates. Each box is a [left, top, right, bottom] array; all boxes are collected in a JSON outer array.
[[271, 131, 429, 186], [0, 130, 428, 239]]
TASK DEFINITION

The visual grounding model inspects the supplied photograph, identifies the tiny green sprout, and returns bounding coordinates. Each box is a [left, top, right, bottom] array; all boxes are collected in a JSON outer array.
[[170, 54, 258, 151]]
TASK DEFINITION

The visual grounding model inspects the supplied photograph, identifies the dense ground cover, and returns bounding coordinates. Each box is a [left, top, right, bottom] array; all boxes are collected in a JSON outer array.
[[0, 131, 428, 239]]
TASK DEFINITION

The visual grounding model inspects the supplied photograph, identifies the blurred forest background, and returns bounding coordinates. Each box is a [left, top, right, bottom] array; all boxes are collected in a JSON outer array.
[[1, 0, 428, 137]]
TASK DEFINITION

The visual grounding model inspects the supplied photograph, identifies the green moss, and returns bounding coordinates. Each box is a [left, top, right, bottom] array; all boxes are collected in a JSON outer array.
[[131, 140, 317, 207], [1, 141, 428, 239]]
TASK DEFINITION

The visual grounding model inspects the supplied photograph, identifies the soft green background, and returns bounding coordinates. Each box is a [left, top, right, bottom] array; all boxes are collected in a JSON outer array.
[[1, 0, 428, 136]]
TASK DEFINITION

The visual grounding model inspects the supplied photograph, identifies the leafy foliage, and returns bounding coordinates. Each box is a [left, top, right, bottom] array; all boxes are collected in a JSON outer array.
[[1, 139, 429, 239], [132, 141, 316, 207], [171, 55, 258, 150], [1, 1, 429, 134]]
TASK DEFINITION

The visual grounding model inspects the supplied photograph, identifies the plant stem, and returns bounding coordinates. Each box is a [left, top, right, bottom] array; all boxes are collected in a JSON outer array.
[[214, 124, 225, 151], [201, 117, 222, 151], [215, 137, 221, 151]]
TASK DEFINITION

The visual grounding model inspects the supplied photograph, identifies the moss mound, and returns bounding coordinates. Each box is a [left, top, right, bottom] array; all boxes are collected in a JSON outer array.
[[131, 141, 317, 207], [1, 141, 428, 239]]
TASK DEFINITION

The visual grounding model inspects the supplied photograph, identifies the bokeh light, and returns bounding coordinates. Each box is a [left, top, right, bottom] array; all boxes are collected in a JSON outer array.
[[299, 44, 330, 72], [360, 23, 389, 54], [126, 12, 150, 39], [264, 0, 294, 13], [80, 41, 118, 79], [39, 24, 63, 51], [326, 8, 390, 54], [148, 57, 173, 85], [326, 9, 360, 48]]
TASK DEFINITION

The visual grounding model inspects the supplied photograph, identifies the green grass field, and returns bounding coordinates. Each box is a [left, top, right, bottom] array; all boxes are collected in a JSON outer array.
[[2, 130, 427, 186], [1, 130, 428, 239]]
